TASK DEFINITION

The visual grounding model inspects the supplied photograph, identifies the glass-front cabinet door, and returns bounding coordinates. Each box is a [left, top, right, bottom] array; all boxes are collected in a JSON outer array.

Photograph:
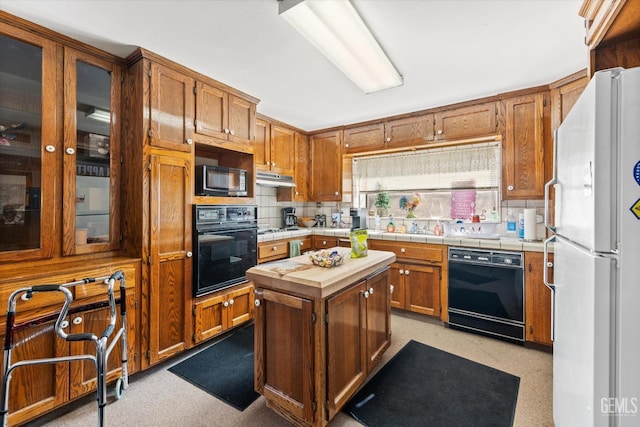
[[0, 26, 56, 261], [63, 49, 121, 255]]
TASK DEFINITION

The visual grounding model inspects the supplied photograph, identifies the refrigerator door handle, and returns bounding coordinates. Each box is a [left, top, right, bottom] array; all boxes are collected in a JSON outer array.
[[544, 129, 558, 233], [543, 235, 556, 340], [543, 235, 556, 291]]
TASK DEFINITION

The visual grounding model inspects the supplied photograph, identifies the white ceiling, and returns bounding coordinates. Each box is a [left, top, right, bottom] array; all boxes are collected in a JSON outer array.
[[1, 0, 587, 132]]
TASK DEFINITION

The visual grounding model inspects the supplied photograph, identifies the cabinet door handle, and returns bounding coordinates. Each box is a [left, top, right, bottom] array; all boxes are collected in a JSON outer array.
[[399, 269, 404, 274], [369, 287, 374, 295], [322, 241, 327, 245], [60, 320, 69, 329], [186, 138, 193, 145], [437, 129, 443, 135], [65, 147, 75, 155], [547, 261, 554, 268], [272, 246, 278, 251], [224, 128, 230, 134], [386, 137, 391, 142], [223, 301, 229, 307], [364, 291, 369, 298], [254, 299, 261, 307], [405, 270, 410, 275], [390, 284, 394, 294], [186, 251, 193, 258], [345, 143, 350, 148], [272, 161, 276, 167], [229, 299, 234, 305], [507, 185, 514, 191], [72, 316, 83, 325], [400, 248, 406, 253], [230, 129, 235, 135], [45, 145, 56, 153]]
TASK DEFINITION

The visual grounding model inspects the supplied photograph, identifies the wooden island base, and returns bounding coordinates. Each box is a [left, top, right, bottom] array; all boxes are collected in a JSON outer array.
[[247, 249, 396, 427]]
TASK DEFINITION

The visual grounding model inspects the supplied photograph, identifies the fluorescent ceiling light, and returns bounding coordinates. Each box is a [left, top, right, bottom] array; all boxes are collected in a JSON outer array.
[[85, 107, 111, 123], [279, 0, 403, 94]]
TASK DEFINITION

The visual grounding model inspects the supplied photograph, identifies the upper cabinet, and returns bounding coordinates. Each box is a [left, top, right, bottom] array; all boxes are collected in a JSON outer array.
[[195, 81, 256, 147], [309, 129, 342, 201], [501, 92, 548, 200], [277, 132, 309, 202], [149, 63, 195, 153], [433, 102, 498, 141], [385, 114, 435, 148], [343, 114, 434, 155], [0, 25, 57, 262], [254, 117, 295, 175], [63, 49, 122, 255], [579, 0, 640, 75], [0, 21, 123, 262]]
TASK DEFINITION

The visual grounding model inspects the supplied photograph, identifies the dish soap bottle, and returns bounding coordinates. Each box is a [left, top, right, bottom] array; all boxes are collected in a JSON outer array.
[[506, 209, 517, 236], [386, 216, 395, 233]]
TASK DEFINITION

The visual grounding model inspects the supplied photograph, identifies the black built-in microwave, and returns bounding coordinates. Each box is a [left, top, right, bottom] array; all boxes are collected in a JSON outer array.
[[195, 164, 248, 197]]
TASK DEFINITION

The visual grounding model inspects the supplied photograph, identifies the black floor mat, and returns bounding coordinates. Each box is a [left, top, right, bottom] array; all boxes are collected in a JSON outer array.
[[168, 325, 259, 411], [344, 340, 520, 427]]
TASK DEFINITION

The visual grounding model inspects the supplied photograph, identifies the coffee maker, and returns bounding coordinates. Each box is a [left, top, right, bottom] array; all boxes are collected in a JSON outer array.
[[282, 207, 297, 229], [350, 208, 368, 230]]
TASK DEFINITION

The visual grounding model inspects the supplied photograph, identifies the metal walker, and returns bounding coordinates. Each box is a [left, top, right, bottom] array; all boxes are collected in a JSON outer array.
[[0, 270, 129, 427]]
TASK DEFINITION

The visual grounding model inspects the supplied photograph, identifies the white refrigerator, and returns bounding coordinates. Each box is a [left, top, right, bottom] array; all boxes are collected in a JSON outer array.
[[545, 67, 640, 426]]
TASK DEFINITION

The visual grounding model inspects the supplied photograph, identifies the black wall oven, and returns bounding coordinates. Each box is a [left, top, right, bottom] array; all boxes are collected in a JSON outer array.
[[193, 205, 257, 297], [448, 248, 524, 342]]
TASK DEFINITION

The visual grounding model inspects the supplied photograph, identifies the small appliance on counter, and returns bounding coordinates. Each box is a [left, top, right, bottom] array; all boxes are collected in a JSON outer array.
[[330, 211, 341, 228], [350, 208, 368, 230], [281, 207, 297, 230], [315, 214, 326, 228]]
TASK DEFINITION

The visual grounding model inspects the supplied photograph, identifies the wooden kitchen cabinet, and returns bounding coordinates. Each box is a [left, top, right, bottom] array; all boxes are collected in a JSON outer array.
[[269, 125, 295, 176], [147, 153, 192, 366], [149, 62, 195, 153], [384, 114, 435, 148], [579, 0, 640, 75], [195, 80, 256, 147], [326, 269, 390, 419], [0, 22, 124, 262], [525, 251, 554, 346], [312, 235, 339, 250], [0, 260, 139, 426], [193, 282, 253, 344], [63, 48, 123, 256], [343, 114, 434, 155], [502, 92, 547, 199], [309, 129, 342, 202], [258, 236, 312, 264], [253, 266, 391, 426], [343, 123, 385, 154], [368, 240, 445, 319], [277, 132, 309, 202], [434, 102, 498, 141]]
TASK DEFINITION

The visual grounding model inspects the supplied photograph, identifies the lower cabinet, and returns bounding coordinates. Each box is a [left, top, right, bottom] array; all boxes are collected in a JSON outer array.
[[0, 260, 139, 426], [368, 240, 445, 319], [193, 283, 254, 344], [389, 262, 441, 317], [257, 237, 312, 264], [525, 251, 554, 346], [254, 267, 390, 426]]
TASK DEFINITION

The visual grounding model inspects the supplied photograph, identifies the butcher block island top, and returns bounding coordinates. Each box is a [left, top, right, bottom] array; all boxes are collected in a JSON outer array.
[[246, 249, 396, 299], [249, 249, 396, 427]]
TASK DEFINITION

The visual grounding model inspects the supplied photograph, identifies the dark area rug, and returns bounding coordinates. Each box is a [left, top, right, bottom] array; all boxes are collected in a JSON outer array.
[[344, 340, 519, 427], [168, 325, 259, 411]]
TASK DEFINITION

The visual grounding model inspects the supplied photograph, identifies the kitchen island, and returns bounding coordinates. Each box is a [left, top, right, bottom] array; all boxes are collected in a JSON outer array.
[[247, 249, 395, 427]]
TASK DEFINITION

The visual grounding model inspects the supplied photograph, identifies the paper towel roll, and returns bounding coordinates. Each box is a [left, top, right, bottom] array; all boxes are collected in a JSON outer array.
[[524, 208, 537, 240]]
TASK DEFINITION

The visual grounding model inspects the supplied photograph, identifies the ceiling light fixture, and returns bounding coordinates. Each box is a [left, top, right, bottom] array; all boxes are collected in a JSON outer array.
[[279, 0, 403, 94], [85, 107, 111, 123]]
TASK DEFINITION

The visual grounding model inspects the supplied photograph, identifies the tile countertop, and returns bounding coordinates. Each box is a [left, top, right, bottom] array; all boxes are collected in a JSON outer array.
[[258, 227, 552, 253]]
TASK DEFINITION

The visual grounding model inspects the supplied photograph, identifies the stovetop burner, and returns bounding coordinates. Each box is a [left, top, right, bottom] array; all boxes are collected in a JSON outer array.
[[258, 227, 300, 235]]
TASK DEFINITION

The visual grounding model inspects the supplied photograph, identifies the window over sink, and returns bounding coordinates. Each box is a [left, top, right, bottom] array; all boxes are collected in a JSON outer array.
[[353, 142, 500, 221]]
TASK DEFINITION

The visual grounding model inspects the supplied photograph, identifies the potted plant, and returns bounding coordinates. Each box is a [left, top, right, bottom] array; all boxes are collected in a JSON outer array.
[[374, 185, 390, 216]]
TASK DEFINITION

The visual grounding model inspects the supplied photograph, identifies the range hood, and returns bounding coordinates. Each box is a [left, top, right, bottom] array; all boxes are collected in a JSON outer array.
[[256, 171, 297, 188]]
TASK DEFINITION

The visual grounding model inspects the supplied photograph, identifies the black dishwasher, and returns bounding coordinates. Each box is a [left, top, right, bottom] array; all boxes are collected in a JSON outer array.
[[448, 247, 524, 342]]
